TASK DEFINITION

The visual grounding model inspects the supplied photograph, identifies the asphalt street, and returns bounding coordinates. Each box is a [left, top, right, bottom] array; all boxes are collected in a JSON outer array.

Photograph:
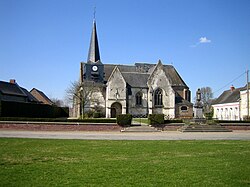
[[0, 130, 250, 140]]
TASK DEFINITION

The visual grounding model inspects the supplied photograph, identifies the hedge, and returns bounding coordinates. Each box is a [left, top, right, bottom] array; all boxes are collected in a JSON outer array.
[[117, 114, 132, 127], [0, 100, 68, 118], [0, 117, 116, 123], [164, 119, 183, 124], [148, 114, 164, 126]]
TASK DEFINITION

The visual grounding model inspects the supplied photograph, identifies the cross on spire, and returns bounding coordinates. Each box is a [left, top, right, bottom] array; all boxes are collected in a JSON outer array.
[[87, 8, 101, 64], [93, 6, 96, 20]]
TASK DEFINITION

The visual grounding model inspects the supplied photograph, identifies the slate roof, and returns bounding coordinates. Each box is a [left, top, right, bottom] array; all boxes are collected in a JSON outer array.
[[103, 63, 187, 88], [212, 82, 250, 105], [175, 92, 193, 106], [163, 65, 187, 87], [0, 81, 26, 97], [122, 72, 149, 88], [212, 88, 241, 105], [87, 20, 101, 64], [0, 81, 39, 103], [104, 64, 136, 81], [21, 87, 39, 103]]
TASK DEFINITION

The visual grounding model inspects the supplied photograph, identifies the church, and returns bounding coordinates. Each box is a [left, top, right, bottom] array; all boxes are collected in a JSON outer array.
[[73, 19, 193, 119]]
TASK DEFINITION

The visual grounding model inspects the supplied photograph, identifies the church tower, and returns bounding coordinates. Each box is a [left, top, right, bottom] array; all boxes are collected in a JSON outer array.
[[82, 19, 104, 83]]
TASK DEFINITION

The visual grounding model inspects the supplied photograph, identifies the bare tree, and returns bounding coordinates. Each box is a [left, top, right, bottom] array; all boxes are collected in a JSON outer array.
[[66, 80, 95, 118], [50, 98, 64, 107], [200, 87, 213, 113]]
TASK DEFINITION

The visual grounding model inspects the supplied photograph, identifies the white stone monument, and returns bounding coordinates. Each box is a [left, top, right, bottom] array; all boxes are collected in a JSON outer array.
[[193, 88, 204, 119]]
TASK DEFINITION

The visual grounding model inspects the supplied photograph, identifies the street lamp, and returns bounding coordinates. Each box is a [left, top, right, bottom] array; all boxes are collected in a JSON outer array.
[[79, 86, 84, 119]]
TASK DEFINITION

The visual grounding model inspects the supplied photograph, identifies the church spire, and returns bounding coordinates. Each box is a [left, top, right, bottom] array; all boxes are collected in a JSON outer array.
[[87, 18, 101, 63]]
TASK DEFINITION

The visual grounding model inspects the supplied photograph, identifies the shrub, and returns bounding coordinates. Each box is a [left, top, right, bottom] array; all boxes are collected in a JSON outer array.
[[148, 114, 164, 126], [93, 112, 101, 118], [204, 112, 213, 120], [116, 114, 132, 127]]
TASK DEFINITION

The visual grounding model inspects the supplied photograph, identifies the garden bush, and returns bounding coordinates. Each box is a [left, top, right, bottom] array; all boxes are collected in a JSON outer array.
[[93, 112, 101, 118], [148, 114, 164, 126], [204, 112, 213, 120], [164, 119, 183, 124], [116, 114, 132, 127]]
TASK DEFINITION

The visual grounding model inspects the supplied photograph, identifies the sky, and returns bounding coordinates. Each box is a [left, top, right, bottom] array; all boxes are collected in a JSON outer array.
[[1, 0, 250, 103]]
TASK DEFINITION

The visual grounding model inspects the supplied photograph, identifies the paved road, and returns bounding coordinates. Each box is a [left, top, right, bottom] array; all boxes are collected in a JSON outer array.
[[0, 130, 250, 140]]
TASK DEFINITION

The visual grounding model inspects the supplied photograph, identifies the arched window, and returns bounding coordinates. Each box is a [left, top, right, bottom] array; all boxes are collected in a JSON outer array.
[[154, 88, 163, 106], [136, 92, 142, 106], [181, 106, 188, 111]]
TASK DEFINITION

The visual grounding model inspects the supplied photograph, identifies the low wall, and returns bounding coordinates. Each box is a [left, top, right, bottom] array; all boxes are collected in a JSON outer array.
[[163, 123, 184, 131], [220, 123, 250, 130], [0, 122, 121, 131]]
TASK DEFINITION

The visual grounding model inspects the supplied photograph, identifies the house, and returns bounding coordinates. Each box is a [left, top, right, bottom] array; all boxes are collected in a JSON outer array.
[[0, 80, 68, 118], [0, 79, 39, 103], [30, 88, 54, 105], [240, 83, 250, 120], [73, 19, 193, 119], [212, 83, 250, 120]]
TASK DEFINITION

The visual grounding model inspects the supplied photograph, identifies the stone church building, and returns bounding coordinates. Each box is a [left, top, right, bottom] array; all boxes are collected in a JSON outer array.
[[73, 19, 193, 119]]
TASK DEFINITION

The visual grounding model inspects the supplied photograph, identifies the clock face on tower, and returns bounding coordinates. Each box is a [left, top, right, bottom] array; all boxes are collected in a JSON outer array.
[[92, 65, 98, 71]]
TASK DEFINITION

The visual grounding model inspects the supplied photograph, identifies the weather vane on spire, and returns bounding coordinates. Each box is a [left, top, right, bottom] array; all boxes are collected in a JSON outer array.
[[93, 6, 96, 20]]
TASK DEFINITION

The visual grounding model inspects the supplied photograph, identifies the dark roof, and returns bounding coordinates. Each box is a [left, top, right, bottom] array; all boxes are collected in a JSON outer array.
[[163, 65, 187, 87], [104, 64, 136, 81], [175, 92, 193, 106], [122, 72, 149, 88], [0, 81, 26, 97], [103, 63, 187, 88], [213, 88, 241, 105], [87, 20, 101, 63], [0, 81, 39, 103], [20, 87, 39, 102], [213, 82, 250, 105]]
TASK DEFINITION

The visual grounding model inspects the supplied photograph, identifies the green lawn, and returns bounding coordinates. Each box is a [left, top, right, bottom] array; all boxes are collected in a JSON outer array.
[[133, 118, 149, 124], [0, 139, 250, 186]]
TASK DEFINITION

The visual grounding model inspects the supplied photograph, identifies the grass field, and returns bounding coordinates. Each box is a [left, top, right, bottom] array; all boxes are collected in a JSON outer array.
[[133, 118, 149, 124], [0, 138, 250, 186]]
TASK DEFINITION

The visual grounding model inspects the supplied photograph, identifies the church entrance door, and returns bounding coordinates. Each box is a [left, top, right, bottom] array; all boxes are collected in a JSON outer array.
[[111, 102, 122, 118]]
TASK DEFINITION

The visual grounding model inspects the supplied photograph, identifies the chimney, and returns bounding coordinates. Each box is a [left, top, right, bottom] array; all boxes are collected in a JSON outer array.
[[9, 79, 16, 84], [230, 85, 235, 91]]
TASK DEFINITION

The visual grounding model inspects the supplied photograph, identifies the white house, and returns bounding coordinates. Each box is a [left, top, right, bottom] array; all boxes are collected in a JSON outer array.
[[212, 84, 250, 120], [240, 84, 250, 120]]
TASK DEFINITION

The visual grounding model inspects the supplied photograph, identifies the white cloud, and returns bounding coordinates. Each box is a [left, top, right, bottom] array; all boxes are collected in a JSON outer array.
[[199, 37, 211, 43], [190, 36, 211, 47]]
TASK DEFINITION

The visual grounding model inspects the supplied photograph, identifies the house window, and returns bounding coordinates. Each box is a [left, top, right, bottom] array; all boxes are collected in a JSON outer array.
[[154, 88, 163, 106], [136, 92, 142, 106]]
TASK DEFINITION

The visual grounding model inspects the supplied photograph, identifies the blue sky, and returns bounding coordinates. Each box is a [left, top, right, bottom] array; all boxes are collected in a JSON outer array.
[[1, 0, 249, 103]]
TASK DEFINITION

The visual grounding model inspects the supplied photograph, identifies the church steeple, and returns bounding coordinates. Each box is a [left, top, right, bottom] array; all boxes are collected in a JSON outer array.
[[87, 19, 101, 63], [83, 14, 104, 83]]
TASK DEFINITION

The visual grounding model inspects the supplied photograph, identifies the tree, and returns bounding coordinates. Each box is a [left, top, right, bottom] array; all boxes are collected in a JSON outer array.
[[200, 87, 213, 113], [50, 98, 64, 107], [66, 80, 95, 119]]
